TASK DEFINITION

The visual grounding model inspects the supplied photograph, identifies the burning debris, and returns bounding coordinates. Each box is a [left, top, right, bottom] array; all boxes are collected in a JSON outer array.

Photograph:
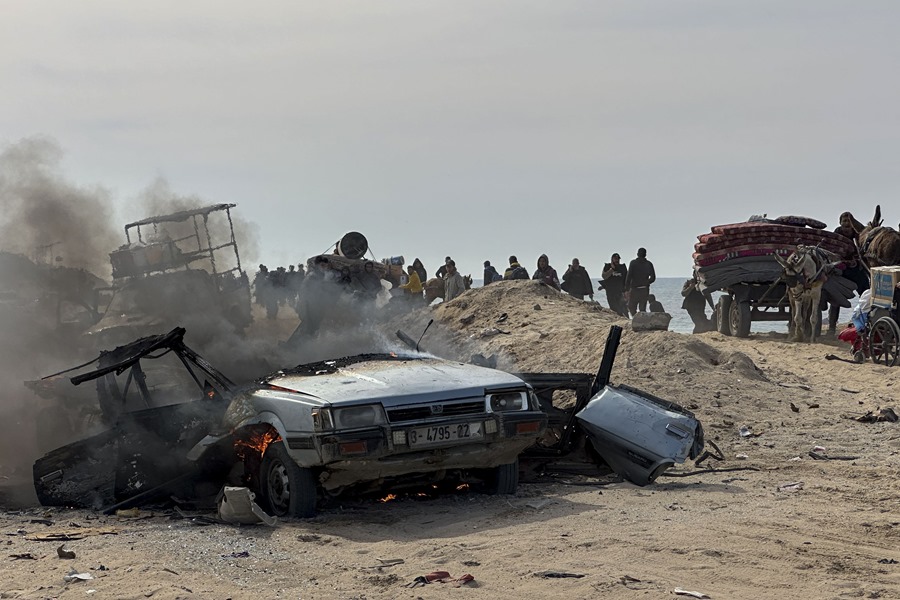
[[29, 322, 708, 517]]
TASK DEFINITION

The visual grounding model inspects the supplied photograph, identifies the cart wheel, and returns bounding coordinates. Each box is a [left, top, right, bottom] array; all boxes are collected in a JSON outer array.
[[853, 350, 866, 364], [729, 301, 751, 338], [868, 317, 900, 367], [716, 295, 733, 336]]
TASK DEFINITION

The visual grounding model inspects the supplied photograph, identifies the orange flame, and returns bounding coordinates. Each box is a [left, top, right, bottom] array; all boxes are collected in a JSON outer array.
[[456, 483, 470, 491], [379, 494, 398, 503], [235, 429, 282, 458]]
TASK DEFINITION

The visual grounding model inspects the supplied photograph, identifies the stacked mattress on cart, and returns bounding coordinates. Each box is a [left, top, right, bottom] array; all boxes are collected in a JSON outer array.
[[694, 216, 858, 307]]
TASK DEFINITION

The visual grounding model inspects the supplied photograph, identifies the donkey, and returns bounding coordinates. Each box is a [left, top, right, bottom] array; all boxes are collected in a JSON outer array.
[[774, 245, 828, 343], [857, 205, 900, 268], [423, 275, 473, 304]]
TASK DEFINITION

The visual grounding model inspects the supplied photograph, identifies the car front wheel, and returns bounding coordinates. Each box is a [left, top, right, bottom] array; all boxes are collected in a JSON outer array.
[[484, 459, 519, 495], [259, 441, 317, 518]]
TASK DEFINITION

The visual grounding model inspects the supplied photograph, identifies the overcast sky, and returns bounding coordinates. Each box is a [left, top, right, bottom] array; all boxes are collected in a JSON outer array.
[[2, 1, 899, 278]]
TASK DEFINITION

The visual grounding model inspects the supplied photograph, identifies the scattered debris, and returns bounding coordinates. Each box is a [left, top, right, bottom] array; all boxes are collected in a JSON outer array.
[[533, 304, 542, 311], [57, 544, 76, 559], [475, 327, 510, 338], [809, 452, 859, 461], [63, 570, 94, 583], [221, 551, 250, 559], [674, 589, 711, 599], [363, 558, 405, 570], [735, 454, 749, 460], [459, 314, 476, 326], [25, 527, 119, 542], [405, 571, 452, 587], [878, 559, 898, 565], [533, 571, 585, 579], [115, 508, 141, 518], [813, 445, 826, 453], [738, 426, 763, 438], [840, 387, 860, 394], [620, 575, 642, 586], [778, 481, 804, 492], [857, 408, 899, 423], [807, 403, 820, 409], [9, 552, 37, 560], [29, 519, 54, 526], [462, 560, 481, 567], [790, 403, 800, 413], [525, 499, 552, 510], [496, 312, 508, 323], [778, 383, 811, 391], [217, 487, 276, 527]]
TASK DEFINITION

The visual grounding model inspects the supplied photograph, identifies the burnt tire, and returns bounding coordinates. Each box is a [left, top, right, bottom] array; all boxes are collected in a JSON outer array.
[[259, 441, 317, 518], [716, 295, 733, 336], [485, 459, 519, 495], [729, 301, 751, 338]]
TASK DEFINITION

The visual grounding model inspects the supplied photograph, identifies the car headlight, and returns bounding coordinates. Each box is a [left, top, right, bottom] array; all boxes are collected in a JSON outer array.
[[332, 404, 387, 429], [486, 391, 528, 412]]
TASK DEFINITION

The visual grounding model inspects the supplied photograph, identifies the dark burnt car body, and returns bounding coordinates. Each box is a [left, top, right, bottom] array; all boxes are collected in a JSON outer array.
[[32, 328, 235, 509]]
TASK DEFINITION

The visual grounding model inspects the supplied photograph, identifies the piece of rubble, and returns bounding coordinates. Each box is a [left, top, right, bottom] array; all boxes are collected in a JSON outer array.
[[217, 487, 276, 527], [630, 312, 671, 331], [63, 570, 94, 583], [57, 544, 76, 559], [674, 589, 710, 599]]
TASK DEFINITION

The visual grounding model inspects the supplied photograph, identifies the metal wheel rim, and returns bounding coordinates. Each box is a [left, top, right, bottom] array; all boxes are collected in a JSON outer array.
[[870, 319, 899, 366], [266, 460, 291, 514]]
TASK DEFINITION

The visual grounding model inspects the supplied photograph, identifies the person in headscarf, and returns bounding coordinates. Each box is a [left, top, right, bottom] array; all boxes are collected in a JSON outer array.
[[532, 254, 561, 290], [411, 258, 427, 284]]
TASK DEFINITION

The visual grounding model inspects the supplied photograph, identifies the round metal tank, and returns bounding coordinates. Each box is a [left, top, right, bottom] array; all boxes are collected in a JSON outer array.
[[336, 232, 368, 259]]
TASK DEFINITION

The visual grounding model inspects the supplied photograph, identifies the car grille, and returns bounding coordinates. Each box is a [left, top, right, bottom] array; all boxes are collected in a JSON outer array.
[[387, 400, 485, 423]]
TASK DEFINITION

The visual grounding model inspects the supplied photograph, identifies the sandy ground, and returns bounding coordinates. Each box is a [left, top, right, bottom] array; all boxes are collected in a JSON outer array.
[[2, 281, 900, 599]]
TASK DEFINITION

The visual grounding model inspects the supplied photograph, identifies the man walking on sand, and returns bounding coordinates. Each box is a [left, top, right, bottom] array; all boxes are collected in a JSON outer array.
[[625, 248, 656, 317]]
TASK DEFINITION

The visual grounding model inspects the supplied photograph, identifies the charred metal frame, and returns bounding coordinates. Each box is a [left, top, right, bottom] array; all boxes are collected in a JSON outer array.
[[119, 203, 244, 293]]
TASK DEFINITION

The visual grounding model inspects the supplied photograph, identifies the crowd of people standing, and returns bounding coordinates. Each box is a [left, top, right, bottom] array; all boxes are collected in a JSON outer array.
[[252, 248, 665, 335]]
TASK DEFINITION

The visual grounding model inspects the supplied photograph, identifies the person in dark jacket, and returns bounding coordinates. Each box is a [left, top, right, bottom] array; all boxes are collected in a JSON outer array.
[[561, 258, 593, 301], [828, 212, 870, 335], [483, 261, 501, 285], [681, 274, 714, 333], [411, 258, 427, 284], [647, 294, 665, 313], [435, 256, 452, 279], [532, 254, 561, 290], [624, 248, 656, 316], [601, 253, 628, 317], [504, 255, 529, 280]]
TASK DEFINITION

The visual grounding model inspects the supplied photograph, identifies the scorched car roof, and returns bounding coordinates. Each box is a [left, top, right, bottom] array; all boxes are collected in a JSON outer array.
[[263, 354, 527, 406]]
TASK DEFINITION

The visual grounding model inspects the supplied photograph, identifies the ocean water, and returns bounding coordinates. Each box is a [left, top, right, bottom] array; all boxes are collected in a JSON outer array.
[[471, 277, 855, 335]]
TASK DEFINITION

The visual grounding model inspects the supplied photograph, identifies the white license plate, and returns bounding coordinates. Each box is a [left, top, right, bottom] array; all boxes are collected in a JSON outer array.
[[408, 422, 483, 448]]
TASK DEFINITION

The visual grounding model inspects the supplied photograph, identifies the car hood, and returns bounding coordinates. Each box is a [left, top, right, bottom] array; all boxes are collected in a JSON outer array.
[[266, 357, 528, 407]]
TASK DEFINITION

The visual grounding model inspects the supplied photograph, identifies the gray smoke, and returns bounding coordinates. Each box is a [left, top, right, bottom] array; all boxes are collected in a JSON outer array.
[[0, 136, 119, 276]]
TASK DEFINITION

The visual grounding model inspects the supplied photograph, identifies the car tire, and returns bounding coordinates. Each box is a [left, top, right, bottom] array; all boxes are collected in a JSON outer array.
[[716, 295, 733, 336], [485, 459, 519, 495], [259, 441, 317, 518]]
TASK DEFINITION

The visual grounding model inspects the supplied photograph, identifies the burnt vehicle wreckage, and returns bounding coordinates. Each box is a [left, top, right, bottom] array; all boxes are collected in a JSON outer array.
[[32, 325, 708, 517]]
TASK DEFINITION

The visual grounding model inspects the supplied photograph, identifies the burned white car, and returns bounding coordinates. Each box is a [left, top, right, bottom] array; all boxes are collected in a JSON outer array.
[[220, 354, 548, 517]]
